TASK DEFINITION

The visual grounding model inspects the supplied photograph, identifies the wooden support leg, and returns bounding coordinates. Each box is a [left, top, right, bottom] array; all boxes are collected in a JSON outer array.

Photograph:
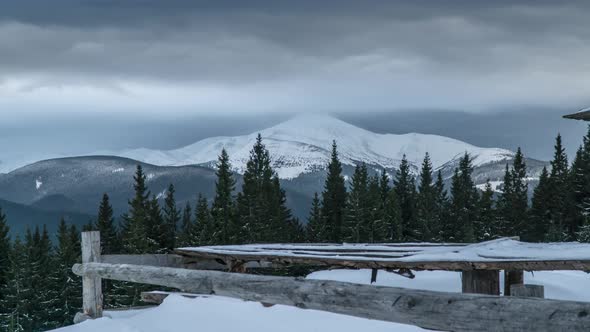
[[81, 231, 103, 320], [504, 270, 524, 296], [371, 269, 378, 283], [511, 284, 545, 298], [462, 270, 500, 295]]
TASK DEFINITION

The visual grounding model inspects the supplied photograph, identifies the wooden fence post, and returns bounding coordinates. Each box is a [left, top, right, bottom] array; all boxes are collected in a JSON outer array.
[[511, 284, 545, 298], [81, 231, 103, 319], [504, 270, 524, 296], [462, 270, 500, 295]]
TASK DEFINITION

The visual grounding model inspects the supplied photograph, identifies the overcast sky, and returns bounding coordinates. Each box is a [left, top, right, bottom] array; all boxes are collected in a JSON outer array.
[[2, 0, 590, 116], [1, 1, 590, 167]]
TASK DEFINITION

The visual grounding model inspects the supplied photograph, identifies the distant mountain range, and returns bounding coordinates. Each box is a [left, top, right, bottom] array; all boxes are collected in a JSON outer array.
[[0, 114, 548, 234]]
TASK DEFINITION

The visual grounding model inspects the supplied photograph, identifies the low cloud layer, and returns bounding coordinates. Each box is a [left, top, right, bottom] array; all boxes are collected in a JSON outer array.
[[1, 0, 590, 115]]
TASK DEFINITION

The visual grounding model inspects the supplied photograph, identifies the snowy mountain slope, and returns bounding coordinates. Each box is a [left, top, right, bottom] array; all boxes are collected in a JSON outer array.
[[115, 114, 516, 179]]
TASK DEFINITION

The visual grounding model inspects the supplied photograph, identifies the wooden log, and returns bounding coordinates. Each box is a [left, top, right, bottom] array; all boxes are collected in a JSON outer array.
[[176, 248, 590, 271], [511, 285, 545, 298], [371, 269, 378, 283], [141, 291, 203, 304], [462, 270, 500, 295], [504, 270, 524, 296], [81, 232, 103, 320], [73, 262, 590, 332]]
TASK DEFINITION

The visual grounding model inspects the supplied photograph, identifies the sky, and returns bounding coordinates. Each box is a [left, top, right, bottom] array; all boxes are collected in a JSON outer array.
[[1, 0, 590, 166]]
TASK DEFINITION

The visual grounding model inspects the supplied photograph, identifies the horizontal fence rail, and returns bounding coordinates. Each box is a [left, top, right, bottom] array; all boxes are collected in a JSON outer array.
[[73, 262, 590, 332]]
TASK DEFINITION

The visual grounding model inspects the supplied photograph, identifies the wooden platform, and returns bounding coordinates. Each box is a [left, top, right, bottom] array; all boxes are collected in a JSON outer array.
[[175, 238, 590, 271]]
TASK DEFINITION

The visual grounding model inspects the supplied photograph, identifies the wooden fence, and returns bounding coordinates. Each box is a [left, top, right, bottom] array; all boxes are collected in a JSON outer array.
[[73, 231, 590, 332]]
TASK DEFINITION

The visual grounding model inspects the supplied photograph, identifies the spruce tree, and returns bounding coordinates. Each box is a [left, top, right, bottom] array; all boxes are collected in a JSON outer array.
[[497, 149, 528, 237], [476, 180, 496, 241], [447, 153, 478, 242], [121, 165, 151, 254], [96, 193, 119, 254], [1, 236, 33, 332], [236, 134, 276, 243], [147, 195, 166, 252], [569, 145, 587, 241], [52, 220, 83, 323], [343, 164, 369, 243], [195, 194, 212, 245], [529, 167, 553, 241], [432, 171, 449, 242], [162, 184, 180, 252], [306, 193, 324, 242], [211, 149, 236, 244], [394, 155, 417, 241], [0, 209, 9, 306], [177, 202, 194, 247], [367, 174, 387, 243], [416, 153, 436, 241], [384, 188, 403, 241], [320, 141, 347, 243]]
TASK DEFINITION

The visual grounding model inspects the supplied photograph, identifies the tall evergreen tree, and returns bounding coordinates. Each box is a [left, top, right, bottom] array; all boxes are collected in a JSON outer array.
[[146, 195, 166, 252], [447, 153, 478, 242], [306, 193, 324, 242], [320, 141, 347, 243], [416, 153, 436, 241], [162, 184, 180, 252], [0, 209, 10, 306], [211, 149, 236, 244], [343, 164, 369, 242], [432, 171, 449, 242], [235, 134, 277, 243], [497, 148, 528, 237], [177, 202, 194, 247], [394, 155, 417, 241], [366, 174, 388, 243], [95, 193, 119, 254], [195, 194, 212, 245], [1, 236, 33, 332], [476, 180, 496, 241], [529, 167, 554, 241], [121, 165, 151, 254]]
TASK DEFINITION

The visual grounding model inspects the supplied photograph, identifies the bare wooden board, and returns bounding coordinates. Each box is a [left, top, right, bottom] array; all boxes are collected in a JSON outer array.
[[73, 262, 590, 332]]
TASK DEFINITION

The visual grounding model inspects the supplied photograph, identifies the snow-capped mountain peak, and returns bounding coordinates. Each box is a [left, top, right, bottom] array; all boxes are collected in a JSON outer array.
[[116, 114, 515, 179]]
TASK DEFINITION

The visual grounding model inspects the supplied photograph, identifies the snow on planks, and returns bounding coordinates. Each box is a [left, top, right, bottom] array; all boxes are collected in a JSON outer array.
[[175, 238, 590, 271]]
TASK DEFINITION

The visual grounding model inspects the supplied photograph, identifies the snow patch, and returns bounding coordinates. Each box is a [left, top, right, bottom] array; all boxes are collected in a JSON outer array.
[[36, 178, 43, 190], [111, 168, 125, 173]]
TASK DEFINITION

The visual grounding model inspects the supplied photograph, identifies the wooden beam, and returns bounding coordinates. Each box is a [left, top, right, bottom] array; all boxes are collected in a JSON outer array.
[[511, 285, 545, 298], [141, 291, 203, 304], [564, 110, 590, 121], [176, 248, 590, 271], [462, 270, 500, 295], [504, 270, 524, 296], [371, 269, 378, 283], [73, 262, 590, 332], [81, 232, 103, 320], [101, 254, 272, 270]]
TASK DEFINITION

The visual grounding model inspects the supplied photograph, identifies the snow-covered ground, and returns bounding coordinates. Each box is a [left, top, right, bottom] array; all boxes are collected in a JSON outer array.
[[53, 269, 590, 332]]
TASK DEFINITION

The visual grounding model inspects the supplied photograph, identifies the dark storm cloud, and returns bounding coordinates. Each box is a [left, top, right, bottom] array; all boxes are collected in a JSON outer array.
[[1, 0, 590, 113]]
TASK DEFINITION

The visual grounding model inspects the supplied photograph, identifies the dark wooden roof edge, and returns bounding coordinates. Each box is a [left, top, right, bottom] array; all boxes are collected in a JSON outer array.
[[564, 108, 590, 121]]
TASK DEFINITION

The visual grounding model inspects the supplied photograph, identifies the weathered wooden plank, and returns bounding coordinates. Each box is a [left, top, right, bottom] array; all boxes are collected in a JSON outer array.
[[141, 291, 203, 304], [462, 270, 500, 295], [511, 285, 545, 298], [176, 248, 590, 271], [81, 232, 103, 320], [371, 269, 378, 283], [73, 262, 590, 332], [102, 254, 272, 270], [504, 270, 524, 296]]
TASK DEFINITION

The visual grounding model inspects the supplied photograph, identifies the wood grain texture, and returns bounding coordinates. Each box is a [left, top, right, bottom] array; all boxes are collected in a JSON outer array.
[[73, 262, 590, 332], [81, 231, 103, 319], [511, 285, 545, 298]]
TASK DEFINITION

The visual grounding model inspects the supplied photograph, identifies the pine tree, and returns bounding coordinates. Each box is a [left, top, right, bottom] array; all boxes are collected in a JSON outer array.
[[343, 164, 369, 243], [96, 193, 119, 254], [529, 167, 554, 241], [384, 188, 403, 241], [211, 149, 236, 244], [394, 155, 417, 241], [269, 176, 295, 243], [496, 149, 528, 237], [236, 134, 276, 243], [366, 174, 387, 243], [162, 184, 180, 252], [146, 195, 166, 252], [1, 236, 33, 332], [306, 193, 324, 242], [0, 209, 10, 306], [177, 202, 194, 247], [447, 153, 478, 242], [195, 194, 212, 245], [569, 145, 587, 241], [320, 141, 347, 243], [52, 220, 83, 323], [476, 180, 496, 241], [548, 134, 569, 236], [121, 165, 151, 254], [432, 171, 449, 242], [416, 153, 437, 241]]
